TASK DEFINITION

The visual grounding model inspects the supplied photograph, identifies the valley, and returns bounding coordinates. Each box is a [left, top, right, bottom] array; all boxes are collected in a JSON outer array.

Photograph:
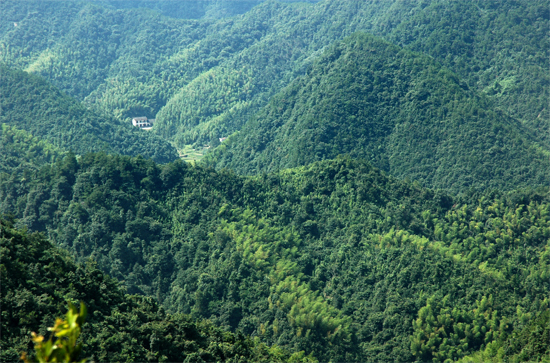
[[0, 0, 548, 362]]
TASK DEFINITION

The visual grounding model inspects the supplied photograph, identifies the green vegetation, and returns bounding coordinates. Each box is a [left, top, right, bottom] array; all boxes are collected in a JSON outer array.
[[459, 309, 550, 363], [178, 144, 211, 163], [1, 1, 548, 361], [1, 153, 548, 361], [0, 124, 65, 174], [99, 0, 266, 20], [1, 0, 546, 147], [22, 302, 88, 363], [0, 218, 314, 363], [0, 66, 178, 163], [383, 0, 550, 144], [211, 33, 549, 192]]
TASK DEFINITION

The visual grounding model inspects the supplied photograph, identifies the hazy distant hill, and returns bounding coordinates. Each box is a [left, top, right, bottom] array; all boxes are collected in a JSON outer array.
[[0, 66, 178, 163], [212, 33, 549, 192], [97, 0, 319, 19], [1, 0, 547, 147]]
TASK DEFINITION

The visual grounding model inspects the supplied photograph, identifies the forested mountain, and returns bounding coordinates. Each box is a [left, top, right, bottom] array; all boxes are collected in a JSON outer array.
[[96, 0, 319, 20], [212, 33, 549, 192], [1, 153, 548, 361], [381, 0, 549, 144], [0, 66, 178, 163], [0, 218, 313, 362], [1, 1, 549, 362], [97, 0, 265, 19], [1, 0, 547, 147]]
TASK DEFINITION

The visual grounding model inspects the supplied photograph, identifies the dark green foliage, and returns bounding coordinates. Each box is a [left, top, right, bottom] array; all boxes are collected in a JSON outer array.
[[500, 309, 550, 363], [459, 309, 550, 363], [0, 218, 314, 362], [0, 217, 124, 361], [1, 153, 548, 361], [384, 0, 550, 144], [1, 1, 548, 360], [212, 33, 549, 192], [154, 0, 550, 146], [0, 66, 178, 163]]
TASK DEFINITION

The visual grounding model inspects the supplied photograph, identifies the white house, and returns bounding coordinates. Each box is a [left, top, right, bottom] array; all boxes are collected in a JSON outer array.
[[132, 117, 155, 129]]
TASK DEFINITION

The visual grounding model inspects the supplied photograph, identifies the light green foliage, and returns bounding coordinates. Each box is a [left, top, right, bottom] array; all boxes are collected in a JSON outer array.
[[411, 295, 507, 362], [0, 124, 65, 174], [159, 67, 256, 147], [22, 302, 88, 363], [427, 198, 550, 287], [213, 212, 352, 348]]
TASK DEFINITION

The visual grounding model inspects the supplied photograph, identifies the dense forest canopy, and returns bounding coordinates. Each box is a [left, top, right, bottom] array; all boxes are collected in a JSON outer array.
[[0, 123, 65, 174], [95, 0, 320, 20], [0, 218, 314, 362], [1, 0, 547, 147], [211, 33, 549, 192], [1, 153, 548, 361], [1, 1, 549, 362]]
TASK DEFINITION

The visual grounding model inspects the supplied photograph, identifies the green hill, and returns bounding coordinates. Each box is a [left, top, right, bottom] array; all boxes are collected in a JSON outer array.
[[0, 218, 313, 362], [1, 0, 546, 146], [0, 66, 178, 163], [211, 33, 549, 192], [382, 0, 550, 145], [1, 153, 548, 361], [1, 1, 549, 361], [154, 0, 550, 147]]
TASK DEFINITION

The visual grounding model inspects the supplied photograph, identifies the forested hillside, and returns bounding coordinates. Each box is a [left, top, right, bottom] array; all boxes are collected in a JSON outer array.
[[0, 218, 313, 362], [1, 0, 547, 147], [1, 1, 549, 362], [212, 33, 549, 192], [0, 66, 178, 163], [459, 309, 549, 363], [98, 0, 265, 19], [1, 153, 548, 361], [0, 124, 65, 174], [97, 0, 319, 20]]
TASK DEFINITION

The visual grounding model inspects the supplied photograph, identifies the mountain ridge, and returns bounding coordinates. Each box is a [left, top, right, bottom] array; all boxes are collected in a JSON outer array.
[[211, 33, 549, 192], [2, 0, 547, 146]]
